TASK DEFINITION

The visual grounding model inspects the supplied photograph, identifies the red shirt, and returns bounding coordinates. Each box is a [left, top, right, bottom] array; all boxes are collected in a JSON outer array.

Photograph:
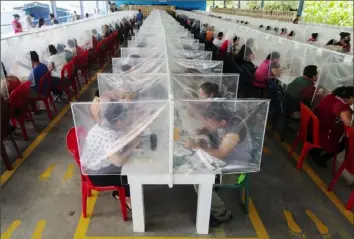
[[12, 20, 23, 33], [314, 94, 352, 153]]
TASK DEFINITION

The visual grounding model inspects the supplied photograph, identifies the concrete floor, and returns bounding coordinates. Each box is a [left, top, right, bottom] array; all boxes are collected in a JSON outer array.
[[1, 62, 353, 239]]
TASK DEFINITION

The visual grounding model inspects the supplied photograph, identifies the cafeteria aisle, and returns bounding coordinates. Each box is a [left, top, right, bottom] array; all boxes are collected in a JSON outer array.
[[1, 82, 353, 239]]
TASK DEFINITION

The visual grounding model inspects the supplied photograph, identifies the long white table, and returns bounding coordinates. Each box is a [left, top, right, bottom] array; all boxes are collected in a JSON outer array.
[[121, 144, 216, 234]]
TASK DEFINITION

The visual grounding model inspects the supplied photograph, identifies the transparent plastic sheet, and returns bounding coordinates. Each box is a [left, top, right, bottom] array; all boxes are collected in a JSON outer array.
[[120, 47, 166, 58], [268, 38, 295, 85], [112, 58, 167, 74], [170, 59, 223, 74], [97, 73, 169, 101], [312, 61, 354, 107], [169, 50, 212, 60], [127, 40, 166, 48], [71, 101, 171, 177], [171, 74, 239, 99], [242, 36, 257, 64], [173, 99, 269, 175], [167, 42, 205, 51]]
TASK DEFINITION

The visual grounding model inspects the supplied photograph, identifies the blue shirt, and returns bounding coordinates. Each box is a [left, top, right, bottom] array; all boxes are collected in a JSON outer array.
[[28, 63, 49, 94], [137, 12, 143, 21]]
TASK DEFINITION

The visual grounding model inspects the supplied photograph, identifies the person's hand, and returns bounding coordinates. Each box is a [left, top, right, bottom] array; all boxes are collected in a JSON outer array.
[[184, 138, 197, 149]]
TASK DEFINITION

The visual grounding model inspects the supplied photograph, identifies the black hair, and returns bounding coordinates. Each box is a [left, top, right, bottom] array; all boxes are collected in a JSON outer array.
[[121, 64, 132, 72], [1, 62, 7, 78], [67, 39, 75, 48], [217, 32, 223, 38], [30, 51, 39, 62], [281, 28, 287, 33], [340, 32, 350, 40], [288, 31, 295, 37], [49, 13, 54, 18], [303, 65, 317, 78], [332, 86, 354, 99], [130, 54, 140, 58], [85, 13, 89, 18], [311, 33, 318, 40], [94, 89, 100, 98], [233, 36, 239, 42], [56, 44, 65, 53], [259, 25, 264, 28], [104, 102, 126, 126], [38, 17, 45, 28], [200, 82, 221, 98], [266, 51, 280, 60], [266, 26, 272, 30], [48, 44, 57, 55], [274, 27, 279, 32], [326, 39, 337, 45]]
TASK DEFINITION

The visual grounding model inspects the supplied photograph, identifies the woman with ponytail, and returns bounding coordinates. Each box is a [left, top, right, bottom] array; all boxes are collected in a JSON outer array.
[[311, 86, 354, 167]]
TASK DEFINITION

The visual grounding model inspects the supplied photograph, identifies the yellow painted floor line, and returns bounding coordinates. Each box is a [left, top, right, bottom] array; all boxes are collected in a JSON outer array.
[[31, 220, 46, 239], [283, 210, 305, 238], [213, 226, 226, 238], [1, 220, 22, 239], [0, 68, 102, 186], [39, 164, 56, 181], [305, 210, 330, 237], [248, 198, 270, 239], [273, 133, 354, 225], [74, 191, 99, 239], [63, 163, 75, 182]]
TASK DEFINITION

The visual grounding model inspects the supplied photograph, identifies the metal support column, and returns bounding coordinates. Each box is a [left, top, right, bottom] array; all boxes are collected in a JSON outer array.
[[297, 0, 305, 16], [212, 0, 215, 8], [261, 0, 265, 9], [223, 0, 226, 8], [238, 0, 241, 8], [79, 0, 84, 18], [50, 0, 58, 18]]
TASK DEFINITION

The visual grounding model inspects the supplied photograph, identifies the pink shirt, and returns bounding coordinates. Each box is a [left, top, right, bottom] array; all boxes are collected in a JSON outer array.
[[254, 59, 270, 88], [12, 20, 23, 33]]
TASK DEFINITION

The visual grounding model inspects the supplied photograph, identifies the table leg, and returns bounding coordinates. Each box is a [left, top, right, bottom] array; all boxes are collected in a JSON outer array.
[[196, 183, 213, 234], [130, 183, 145, 232]]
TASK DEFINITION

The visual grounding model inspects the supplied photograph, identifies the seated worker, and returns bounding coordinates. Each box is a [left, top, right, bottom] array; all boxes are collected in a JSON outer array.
[[199, 82, 222, 99], [185, 104, 251, 227], [212, 32, 224, 48], [205, 26, 214, 42], [254, 52, 282, 89], [28, 51, 63, 102], [67, 39, 77, 56], [285, 65, 318, 112], [102, 25, 111, 38], [57, 44, 73, 62], [81, 102, 140, 209], [335, 32, 351, 53], [92, 29, 103, 42], [73, 39, 84, 55], [308, 33, 318, 42], [231, 36, 240, 56], [219, 32, 233, 59], [310, 86, 353, 167], [1, 62, 21, 100]]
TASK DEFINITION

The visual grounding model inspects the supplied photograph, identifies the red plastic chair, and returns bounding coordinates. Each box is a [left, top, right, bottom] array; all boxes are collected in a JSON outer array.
[[96, 42, 107, 69], [79, 50, 89, 84], [9, 81, 37, 141], [70, 55, 81, 90], [289, 102, 321, 170], [66, 127, 128, 220], [328, 126, 354, 210], [6, 76, 21, 95], [61, 61, 77, 98], [31, 71, 57, 120]]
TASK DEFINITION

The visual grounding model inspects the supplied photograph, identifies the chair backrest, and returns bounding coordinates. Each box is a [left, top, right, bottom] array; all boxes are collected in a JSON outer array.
[[9, 81, 31, 110], [71, 55, 80, 69], [6, 76, 21, 94], [299, 102, 320, 145], [1, 95, 10, 139], [39, 71, 52, 97], [61, 61, 74, 79], [66, 127, 88, 181], [344, 126, 354, 174], [79, 50, 89, 68]]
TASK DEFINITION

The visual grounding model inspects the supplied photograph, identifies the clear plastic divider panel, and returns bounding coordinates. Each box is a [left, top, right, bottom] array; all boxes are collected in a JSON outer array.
[[112, 57, 167, 74], [173, 99, 269, 176], [97, 73, 169, 101], [71, 100, 171, 178], [171, 74, 239, 99], [170, 59, 223, 74], [120, 47, 166, 58]]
